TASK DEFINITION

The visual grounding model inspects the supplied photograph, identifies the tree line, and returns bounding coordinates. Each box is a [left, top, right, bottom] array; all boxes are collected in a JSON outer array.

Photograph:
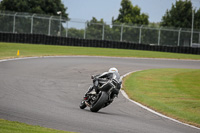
[[0, 0, 199, 45]]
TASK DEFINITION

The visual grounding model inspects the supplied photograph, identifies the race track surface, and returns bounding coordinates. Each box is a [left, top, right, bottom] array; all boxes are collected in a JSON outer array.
[[0, 56, 200, 133]]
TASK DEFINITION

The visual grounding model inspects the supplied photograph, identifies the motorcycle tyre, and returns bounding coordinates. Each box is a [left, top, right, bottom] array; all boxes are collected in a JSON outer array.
[[80, 100, 87, 109], [90, 91, 108, 112]]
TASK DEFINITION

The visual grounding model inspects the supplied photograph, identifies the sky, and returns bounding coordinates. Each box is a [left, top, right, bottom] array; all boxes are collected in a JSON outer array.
[[63, 0, 200, 23]]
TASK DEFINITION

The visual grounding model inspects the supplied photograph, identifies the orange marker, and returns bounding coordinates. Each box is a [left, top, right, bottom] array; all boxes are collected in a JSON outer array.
[[17, 50, 20, 56]]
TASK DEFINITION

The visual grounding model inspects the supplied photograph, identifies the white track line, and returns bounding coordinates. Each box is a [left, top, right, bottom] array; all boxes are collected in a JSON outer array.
[[120, 71, 200, 130], [1, 55, 200, 62], [0, 57, 39, 62]]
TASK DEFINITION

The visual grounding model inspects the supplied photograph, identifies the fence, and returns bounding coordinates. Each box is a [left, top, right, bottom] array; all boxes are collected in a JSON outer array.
[[1, 32, 199, 54], [0, 11, 200, 47]]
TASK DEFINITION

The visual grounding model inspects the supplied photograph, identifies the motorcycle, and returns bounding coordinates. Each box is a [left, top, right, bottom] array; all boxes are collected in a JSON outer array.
[[79, 75, 121, 112]]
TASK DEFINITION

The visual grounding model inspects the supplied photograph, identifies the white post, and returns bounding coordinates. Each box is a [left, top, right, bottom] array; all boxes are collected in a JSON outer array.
[[57, 11, 62, 36], [13, 13, 17, 33], [139, 25, 143, 43], [60, 14, 62, 36], [84, 21, 88, 39], [120, 24, 124, 41], [48, 16, 53, 36], [178, 28, 182, 46], [102, 23, 105, 40], [158, 27, 162, 46], [199, 32, 200, 44], [31, 14, 35, 34], [191, 9, 194, 47], [66, 21, 68, 37]]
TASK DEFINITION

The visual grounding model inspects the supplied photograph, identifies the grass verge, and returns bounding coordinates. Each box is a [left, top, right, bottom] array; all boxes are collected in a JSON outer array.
[[0, 119, 76, 133], [0, 42, 200, 60], [123, 68, 200, 127]]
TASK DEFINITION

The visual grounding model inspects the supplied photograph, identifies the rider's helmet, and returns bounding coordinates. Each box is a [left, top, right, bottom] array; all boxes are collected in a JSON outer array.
[[108, 67, 121, 82], [109, 67, 118, 73]]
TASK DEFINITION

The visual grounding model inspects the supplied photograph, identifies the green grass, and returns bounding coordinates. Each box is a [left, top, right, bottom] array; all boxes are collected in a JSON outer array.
[[123, 69, 200, 127], [0, 42, 200, 60], [0, 119, 76, 133]]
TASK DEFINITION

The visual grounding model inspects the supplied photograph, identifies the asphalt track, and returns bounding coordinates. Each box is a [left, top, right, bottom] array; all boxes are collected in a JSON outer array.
[[0, 56, 200, 133]]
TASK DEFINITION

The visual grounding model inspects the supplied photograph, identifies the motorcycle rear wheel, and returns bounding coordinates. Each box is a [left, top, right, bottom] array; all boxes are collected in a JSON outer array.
[[90, 91, 108, 112]]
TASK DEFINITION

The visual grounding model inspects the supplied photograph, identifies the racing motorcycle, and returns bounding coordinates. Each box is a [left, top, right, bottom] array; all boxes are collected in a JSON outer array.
[[79, 75, 121, 112]]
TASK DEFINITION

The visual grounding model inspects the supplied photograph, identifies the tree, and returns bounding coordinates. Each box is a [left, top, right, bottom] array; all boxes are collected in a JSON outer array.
[[160, 0, 200, 46], [161, 0, 200, 29], [0, 0, 68, 36], [86, 17, 104, 40], [0, 0, 68, 18], [115, 0, 149, 25], [194, 8, 200, 29], [113, 0, 149, 43], [68, 28, 84, 39]]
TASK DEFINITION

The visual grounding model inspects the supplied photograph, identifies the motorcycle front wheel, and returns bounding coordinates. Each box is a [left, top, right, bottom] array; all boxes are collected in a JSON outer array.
[[79, 100, 87, 109]]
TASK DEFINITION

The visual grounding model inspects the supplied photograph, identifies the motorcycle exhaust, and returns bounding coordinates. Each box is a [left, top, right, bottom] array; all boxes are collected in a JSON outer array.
[[85, 101, 91, 107]]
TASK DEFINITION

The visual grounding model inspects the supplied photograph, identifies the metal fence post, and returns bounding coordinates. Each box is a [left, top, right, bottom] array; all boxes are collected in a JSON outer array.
[[31, 14, 35, 34], [3, 11, 200, 47], [66, 21, 68, 37], [84, 21, 88, 39], [102, 22, 105, 40], [59, 14, 62, 36], [120, 24, 124, 41], [199, 32, 200, 44], [139, 25, 143, 43], [177, 28, 182, 46], [158, 27, 162, 46], [13, 13, 17, 33], [48, 16, 53, 36], [191, 9, 194, 47]]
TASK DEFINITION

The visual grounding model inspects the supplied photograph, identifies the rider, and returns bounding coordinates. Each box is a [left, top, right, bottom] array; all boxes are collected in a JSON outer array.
[[85, 67, 122, 98]]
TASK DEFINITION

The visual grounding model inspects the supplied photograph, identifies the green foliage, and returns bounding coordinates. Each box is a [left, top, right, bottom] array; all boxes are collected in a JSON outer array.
[[0, 0, 68, 18], [112, 0, 150, 43], [86, 17, 104, 40], [0, 0, 68, 35], [68, 28, 84, 38], [115, 0, 149, 25], [160, 0, 200, 46], [84, 17, 122, 41], [161, 0, 200, 29], [195, 8, 200, 29]]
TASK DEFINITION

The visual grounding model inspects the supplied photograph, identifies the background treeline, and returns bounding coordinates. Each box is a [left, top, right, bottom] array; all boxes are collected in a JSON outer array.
[[0, 0, 200, 46]]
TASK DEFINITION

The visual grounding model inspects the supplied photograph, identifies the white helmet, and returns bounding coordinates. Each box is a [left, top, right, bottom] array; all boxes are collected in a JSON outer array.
[[109, 67, 118, 73]]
